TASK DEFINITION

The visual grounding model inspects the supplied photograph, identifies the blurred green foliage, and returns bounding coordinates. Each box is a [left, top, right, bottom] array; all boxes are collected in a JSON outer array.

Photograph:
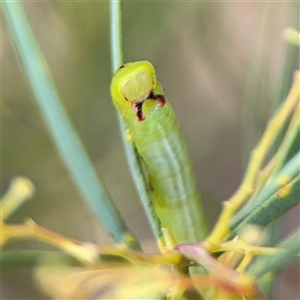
[[2, 1, 299, 299]]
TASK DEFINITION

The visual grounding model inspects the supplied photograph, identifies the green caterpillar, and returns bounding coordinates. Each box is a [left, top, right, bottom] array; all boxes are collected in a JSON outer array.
[[111, 61, 208, 244]]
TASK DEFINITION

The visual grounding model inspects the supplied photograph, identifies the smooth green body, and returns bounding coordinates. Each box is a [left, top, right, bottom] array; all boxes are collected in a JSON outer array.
[[111, 61, 208, 244]]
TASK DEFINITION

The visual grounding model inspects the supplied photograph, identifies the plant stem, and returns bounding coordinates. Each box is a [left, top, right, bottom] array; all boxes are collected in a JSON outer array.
[[205, 71, 300, 250], [109, 0, 164, 249]]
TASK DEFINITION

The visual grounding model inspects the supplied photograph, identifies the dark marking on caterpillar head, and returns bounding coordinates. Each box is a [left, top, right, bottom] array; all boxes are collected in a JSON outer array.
[[148, 92, 166, 107], [133, 101, 145, 121]]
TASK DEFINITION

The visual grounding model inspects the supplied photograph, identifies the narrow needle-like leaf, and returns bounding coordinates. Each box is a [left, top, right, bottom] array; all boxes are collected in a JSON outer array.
[[110, 0, 164, 248], [3, 1, 139, 249]]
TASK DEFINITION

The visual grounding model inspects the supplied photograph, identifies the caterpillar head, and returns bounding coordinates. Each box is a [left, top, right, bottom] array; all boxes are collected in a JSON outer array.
[[111, 61, 165, 121], [111, 61, 157, 104]]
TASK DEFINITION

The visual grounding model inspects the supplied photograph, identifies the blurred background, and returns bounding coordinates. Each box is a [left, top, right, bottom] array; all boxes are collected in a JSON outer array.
[[2, 1, 299, 299]]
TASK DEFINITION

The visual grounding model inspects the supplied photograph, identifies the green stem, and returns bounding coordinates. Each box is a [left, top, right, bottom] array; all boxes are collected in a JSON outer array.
[[109, 0, 164, 248], [230, 174, 300, 239], [230, 153, 300, 229]]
